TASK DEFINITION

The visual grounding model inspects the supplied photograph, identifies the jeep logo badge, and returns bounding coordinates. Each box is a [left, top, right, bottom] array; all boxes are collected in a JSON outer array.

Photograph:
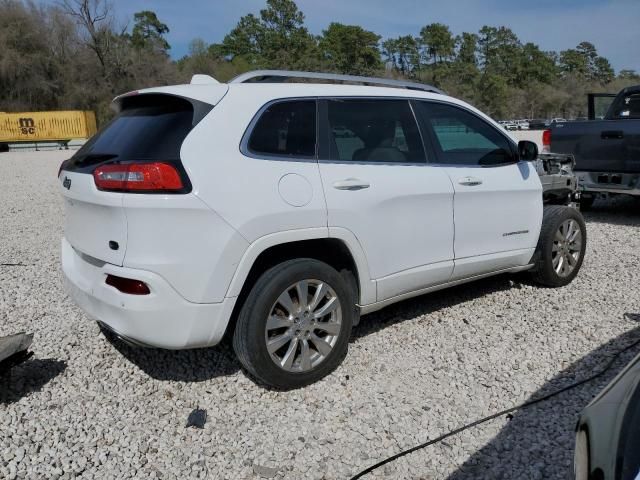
[[63, 176, 71, 190]]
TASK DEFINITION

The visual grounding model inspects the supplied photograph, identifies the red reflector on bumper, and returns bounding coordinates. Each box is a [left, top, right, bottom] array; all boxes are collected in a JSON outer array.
[[105, 275, 150, 295]]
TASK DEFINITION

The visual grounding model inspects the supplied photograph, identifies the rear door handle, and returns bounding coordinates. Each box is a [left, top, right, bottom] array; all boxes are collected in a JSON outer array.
[[458, 176, 483, 186], [601, 130, 624, 139], [333, 178, 370, 191]]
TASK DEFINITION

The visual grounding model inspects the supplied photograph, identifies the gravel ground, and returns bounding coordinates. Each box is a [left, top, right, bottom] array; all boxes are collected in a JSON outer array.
[[1, 150, 640, 480]]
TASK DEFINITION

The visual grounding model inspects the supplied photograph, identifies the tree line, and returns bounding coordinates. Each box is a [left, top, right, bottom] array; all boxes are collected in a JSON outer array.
[[1, 0, 638, 125]]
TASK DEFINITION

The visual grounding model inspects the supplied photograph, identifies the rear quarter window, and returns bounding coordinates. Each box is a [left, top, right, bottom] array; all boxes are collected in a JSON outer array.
[[246, 100, 317, 158]]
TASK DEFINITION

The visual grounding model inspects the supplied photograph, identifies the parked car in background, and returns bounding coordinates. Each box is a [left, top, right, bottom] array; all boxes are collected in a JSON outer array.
[[528, 119, 550, 130], [59, 70, 587, 389], [499, 120, 518, 131], [499, 119, 530, 130], [550, 84, 640, 208], [551, 118, 567, 124], [508, 127, 552, 153], [575, 350, 640, 480]]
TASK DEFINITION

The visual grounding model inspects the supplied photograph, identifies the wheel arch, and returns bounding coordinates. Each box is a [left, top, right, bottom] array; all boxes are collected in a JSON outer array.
[[225, 228, 374, 305], [221, 229, 374, 342]]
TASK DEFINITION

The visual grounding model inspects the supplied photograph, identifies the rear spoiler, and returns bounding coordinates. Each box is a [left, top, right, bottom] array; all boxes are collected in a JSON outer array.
[[112, 84, 229, 113]]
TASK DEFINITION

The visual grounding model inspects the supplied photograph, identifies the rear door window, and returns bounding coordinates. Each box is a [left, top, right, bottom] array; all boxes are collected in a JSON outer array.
[[247, 100, 317, 158], [414, 101, 515, 166], [323, 99, 425, 163]]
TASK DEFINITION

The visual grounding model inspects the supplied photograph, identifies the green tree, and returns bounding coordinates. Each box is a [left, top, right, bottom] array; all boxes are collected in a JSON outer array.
[[476, 73, 511, 117], [560, 41, 614, 83], [221, 14, 263, 64], [382, 35, 420, 76], [131, 10, 170, 52], [456, 32, 478, 66], [178, 38, 213, 74], [176, 38, 251, 82], [520, 43, 558, 84], [259, 0, 317, 66], [477, 26, 523, 86], [1, 0, 626, 125], [319, 23, 381, 75], [439, 33, 479, 101], [419, 23, 455, 65], [593, 56, 614, 84], [618, 69, 639, 80], [222, 0, 318, 69], [576, 41, 597, 69], [559, 48, 587, 76]]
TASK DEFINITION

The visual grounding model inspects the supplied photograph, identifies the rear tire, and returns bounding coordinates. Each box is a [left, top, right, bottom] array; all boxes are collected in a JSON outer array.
[[531, 205, 586, 287], [232, 258, 354, 389]]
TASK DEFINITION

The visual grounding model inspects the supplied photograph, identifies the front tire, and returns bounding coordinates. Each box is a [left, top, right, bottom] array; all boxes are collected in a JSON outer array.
[[233, 258, 355, 389], [574, 429, 590, 480], [531, 205, 587, 287]]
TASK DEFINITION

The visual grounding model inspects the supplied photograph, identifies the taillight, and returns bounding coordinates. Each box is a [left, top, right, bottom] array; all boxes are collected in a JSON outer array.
[[93, 162, 184, 192], [105, 275, 150, 295], [542, 129, 551, 153]]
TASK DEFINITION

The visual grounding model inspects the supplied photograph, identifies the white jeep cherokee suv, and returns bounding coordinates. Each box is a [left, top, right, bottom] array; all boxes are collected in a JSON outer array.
[[60, 70, 586, 388]]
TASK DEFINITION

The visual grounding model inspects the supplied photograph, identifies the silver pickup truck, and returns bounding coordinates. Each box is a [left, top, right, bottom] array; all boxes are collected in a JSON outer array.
[[550, 84, 640, 208]]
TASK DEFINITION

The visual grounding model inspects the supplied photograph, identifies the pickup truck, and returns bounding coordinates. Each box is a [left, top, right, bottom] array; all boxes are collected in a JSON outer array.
[[550, 84, 640, 208]]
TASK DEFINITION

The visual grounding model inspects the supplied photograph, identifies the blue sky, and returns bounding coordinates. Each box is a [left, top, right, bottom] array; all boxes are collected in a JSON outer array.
[[93, 0, 640, 71]]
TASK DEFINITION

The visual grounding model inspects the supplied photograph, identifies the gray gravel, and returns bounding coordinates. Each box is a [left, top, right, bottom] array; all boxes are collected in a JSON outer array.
[[1, 150, 640, 480]]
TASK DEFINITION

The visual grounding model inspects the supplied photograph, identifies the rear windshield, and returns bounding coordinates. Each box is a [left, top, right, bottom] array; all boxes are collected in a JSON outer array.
[[614, 93, 640, 119], [607, 89, 640, 120], [64, 94, 211, 172]]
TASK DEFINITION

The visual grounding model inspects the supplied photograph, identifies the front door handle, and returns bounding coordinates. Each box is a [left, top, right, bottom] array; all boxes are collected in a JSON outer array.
[[333, 178, 370, 191], [458, 176, 483, 186], [601, 130, 624, 139]]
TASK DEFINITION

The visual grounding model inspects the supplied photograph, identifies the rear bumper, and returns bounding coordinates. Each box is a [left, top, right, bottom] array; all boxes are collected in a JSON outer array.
[[577, 171, 640, 196], [61, 238, 236, 349]]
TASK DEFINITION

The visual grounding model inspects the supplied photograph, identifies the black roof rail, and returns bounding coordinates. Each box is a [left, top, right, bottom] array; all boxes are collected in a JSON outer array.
[[229, 70, 445, 95]]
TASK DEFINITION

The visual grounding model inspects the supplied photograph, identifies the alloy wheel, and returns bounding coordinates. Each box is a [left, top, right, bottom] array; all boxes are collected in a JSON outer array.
[[264, 279, 342, 372], [552, 219, 583, 277]]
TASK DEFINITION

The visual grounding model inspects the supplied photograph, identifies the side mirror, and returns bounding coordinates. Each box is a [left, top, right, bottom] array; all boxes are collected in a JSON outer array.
[[518, 140, 538, 161]]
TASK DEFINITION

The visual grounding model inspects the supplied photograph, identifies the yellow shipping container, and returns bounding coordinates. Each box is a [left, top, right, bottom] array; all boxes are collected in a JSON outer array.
[[0, 111, 97, 143]]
